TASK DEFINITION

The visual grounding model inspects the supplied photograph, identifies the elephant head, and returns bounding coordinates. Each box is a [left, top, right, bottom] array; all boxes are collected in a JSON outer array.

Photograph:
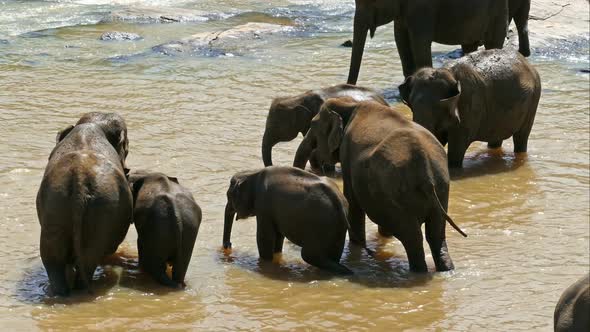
[[76, 112, 130, 167], [223, 170, 258, 249], [126, 170, 179, 208], [262, 92, 324, 166], [347, 0, 398, 84], [399, 68, 461, 144], [293, 97, 358, 169]]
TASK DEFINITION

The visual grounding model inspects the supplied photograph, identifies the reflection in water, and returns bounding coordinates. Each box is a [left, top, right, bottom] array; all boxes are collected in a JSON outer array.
[[0, 0, 588, 330]]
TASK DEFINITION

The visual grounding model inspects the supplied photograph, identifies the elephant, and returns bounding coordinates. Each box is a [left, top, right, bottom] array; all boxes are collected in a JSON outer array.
[[294, 97, 467, 272], [508, 0, 531, 57], [262, 83, 388, 169], [222, 166, 353, 275], [127, 171, 202, 288], [554, 273, 589, 332], [398, 48, 541, 168], [347, 0, 509, 82], [36, 112, 132, 296]]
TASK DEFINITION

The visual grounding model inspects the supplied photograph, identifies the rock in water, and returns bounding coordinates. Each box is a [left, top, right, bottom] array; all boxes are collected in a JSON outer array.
[[152, 22, 293, 57], [106, 6, 221, 24], [100, 31, 142, 41]]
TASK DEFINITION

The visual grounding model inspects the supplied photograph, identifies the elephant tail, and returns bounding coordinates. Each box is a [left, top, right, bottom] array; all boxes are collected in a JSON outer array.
[[72, 189, 91, 290], [431, 185, 467, 238]]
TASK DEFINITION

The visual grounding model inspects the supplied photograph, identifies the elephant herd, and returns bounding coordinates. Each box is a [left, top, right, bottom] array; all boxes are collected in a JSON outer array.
[[35, 0, 587, 330]]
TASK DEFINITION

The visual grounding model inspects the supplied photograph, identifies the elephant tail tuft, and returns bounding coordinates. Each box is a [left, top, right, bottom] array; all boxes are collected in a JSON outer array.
[[431, 185, 467, 238]]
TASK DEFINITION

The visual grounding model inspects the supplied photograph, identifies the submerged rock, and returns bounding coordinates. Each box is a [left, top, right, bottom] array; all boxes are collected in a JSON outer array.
[[106, 6, 224, 24], [100, 31, 142, 41], [152, 22, 294, 57]]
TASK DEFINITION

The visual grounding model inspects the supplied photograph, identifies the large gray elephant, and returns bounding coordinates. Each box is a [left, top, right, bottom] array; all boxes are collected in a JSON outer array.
[[347, 0, 510, 82], [127, 171, 202, 288], [294, 98, 466, 272], [223, 166, 352, 274], [262, 84, 388, 168], [554, 273, 589, 332], [398, 49, 541, 168], [36, 112, 132, 296]]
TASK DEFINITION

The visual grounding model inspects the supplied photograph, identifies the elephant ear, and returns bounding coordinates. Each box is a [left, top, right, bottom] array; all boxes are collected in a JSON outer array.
[[439, 81, 461, 124], [116, 130, 129, 168], [55, 125, 75, 144], [398, 76, 413, 106], [327, 110, 344, 154]]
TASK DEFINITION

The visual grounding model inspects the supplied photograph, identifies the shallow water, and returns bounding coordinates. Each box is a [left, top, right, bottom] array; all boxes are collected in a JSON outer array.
[[0, 0, 588, 330]]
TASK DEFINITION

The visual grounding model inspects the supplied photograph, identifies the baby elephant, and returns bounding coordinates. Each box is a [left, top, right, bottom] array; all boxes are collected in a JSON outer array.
[[128, 171, 202, 288], [399, 49, 541, 168], [222, 166, 352, 275], [554, 273, 589, 332]]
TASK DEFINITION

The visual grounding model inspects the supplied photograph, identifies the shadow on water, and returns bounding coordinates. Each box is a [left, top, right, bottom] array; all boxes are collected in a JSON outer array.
[[15, 249, 179, 305], [218, 231, 434, 289], [450, 147, 528, 180]]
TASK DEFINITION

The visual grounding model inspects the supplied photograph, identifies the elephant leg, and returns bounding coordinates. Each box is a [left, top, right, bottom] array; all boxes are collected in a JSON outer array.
[[447, 130, 470, 168], [487, 140, 503, 149], [172, 232, 196, 286], [150, 261, 177, 288], [461, 43, 479, 55], [399, 224, 428, 273], [301, 247, 352, 275], [40, 230, 70, 296], [273, 231, 285, 254], [513, 104, 538, 153], [309, 149, 321, 171], [394, 23, 416, 78], [484, 11, 508, 50], [343, 178, 366, 246], [513, 2, 531, 57], [256, 216, 276, 261], [425, 195, 454, 272], [408, 30, 433, 74]]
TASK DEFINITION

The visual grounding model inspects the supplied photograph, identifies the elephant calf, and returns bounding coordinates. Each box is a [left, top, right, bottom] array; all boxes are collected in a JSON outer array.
[[262, 84, 387, 168], [294, 98, 467, 273], [399, 49, 541, 168], [128, 171, 202, 288], [554, 273, 589, 332], [223, 166, 352, 275]]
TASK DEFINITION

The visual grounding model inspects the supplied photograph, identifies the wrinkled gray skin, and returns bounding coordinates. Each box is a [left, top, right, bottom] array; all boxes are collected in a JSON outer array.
[[295, 98, 466, 273], [127, 171, 202, 288], [399, 49, 541, 168], [554, 273, 590, 332], [223, 166, 352, 275], [262, 84, 388, 169], [348, 0, 509, 82], [36, 112, 132, 296]]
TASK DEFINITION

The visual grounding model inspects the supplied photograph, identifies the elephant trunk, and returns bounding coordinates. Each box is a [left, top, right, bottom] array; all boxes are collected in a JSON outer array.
[[261, 131, 275, 167], [223, 202, 235, 249], [293, 135, 315, 169], [347, 13, 369, 85]]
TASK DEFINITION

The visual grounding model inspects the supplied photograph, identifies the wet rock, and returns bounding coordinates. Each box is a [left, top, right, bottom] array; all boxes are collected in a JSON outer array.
[[100, 31, 142, 41], [152, 22, 293, 57], [106, 6, 224, 24], [341, 40, 353, 47]]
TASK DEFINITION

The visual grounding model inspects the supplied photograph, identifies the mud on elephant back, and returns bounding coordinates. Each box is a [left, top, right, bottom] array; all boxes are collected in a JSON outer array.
[[36, 112, 132, 296]]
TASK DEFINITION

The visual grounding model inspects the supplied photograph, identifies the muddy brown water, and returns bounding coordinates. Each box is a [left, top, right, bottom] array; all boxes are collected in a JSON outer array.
[[0, 0, 588, 330]]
